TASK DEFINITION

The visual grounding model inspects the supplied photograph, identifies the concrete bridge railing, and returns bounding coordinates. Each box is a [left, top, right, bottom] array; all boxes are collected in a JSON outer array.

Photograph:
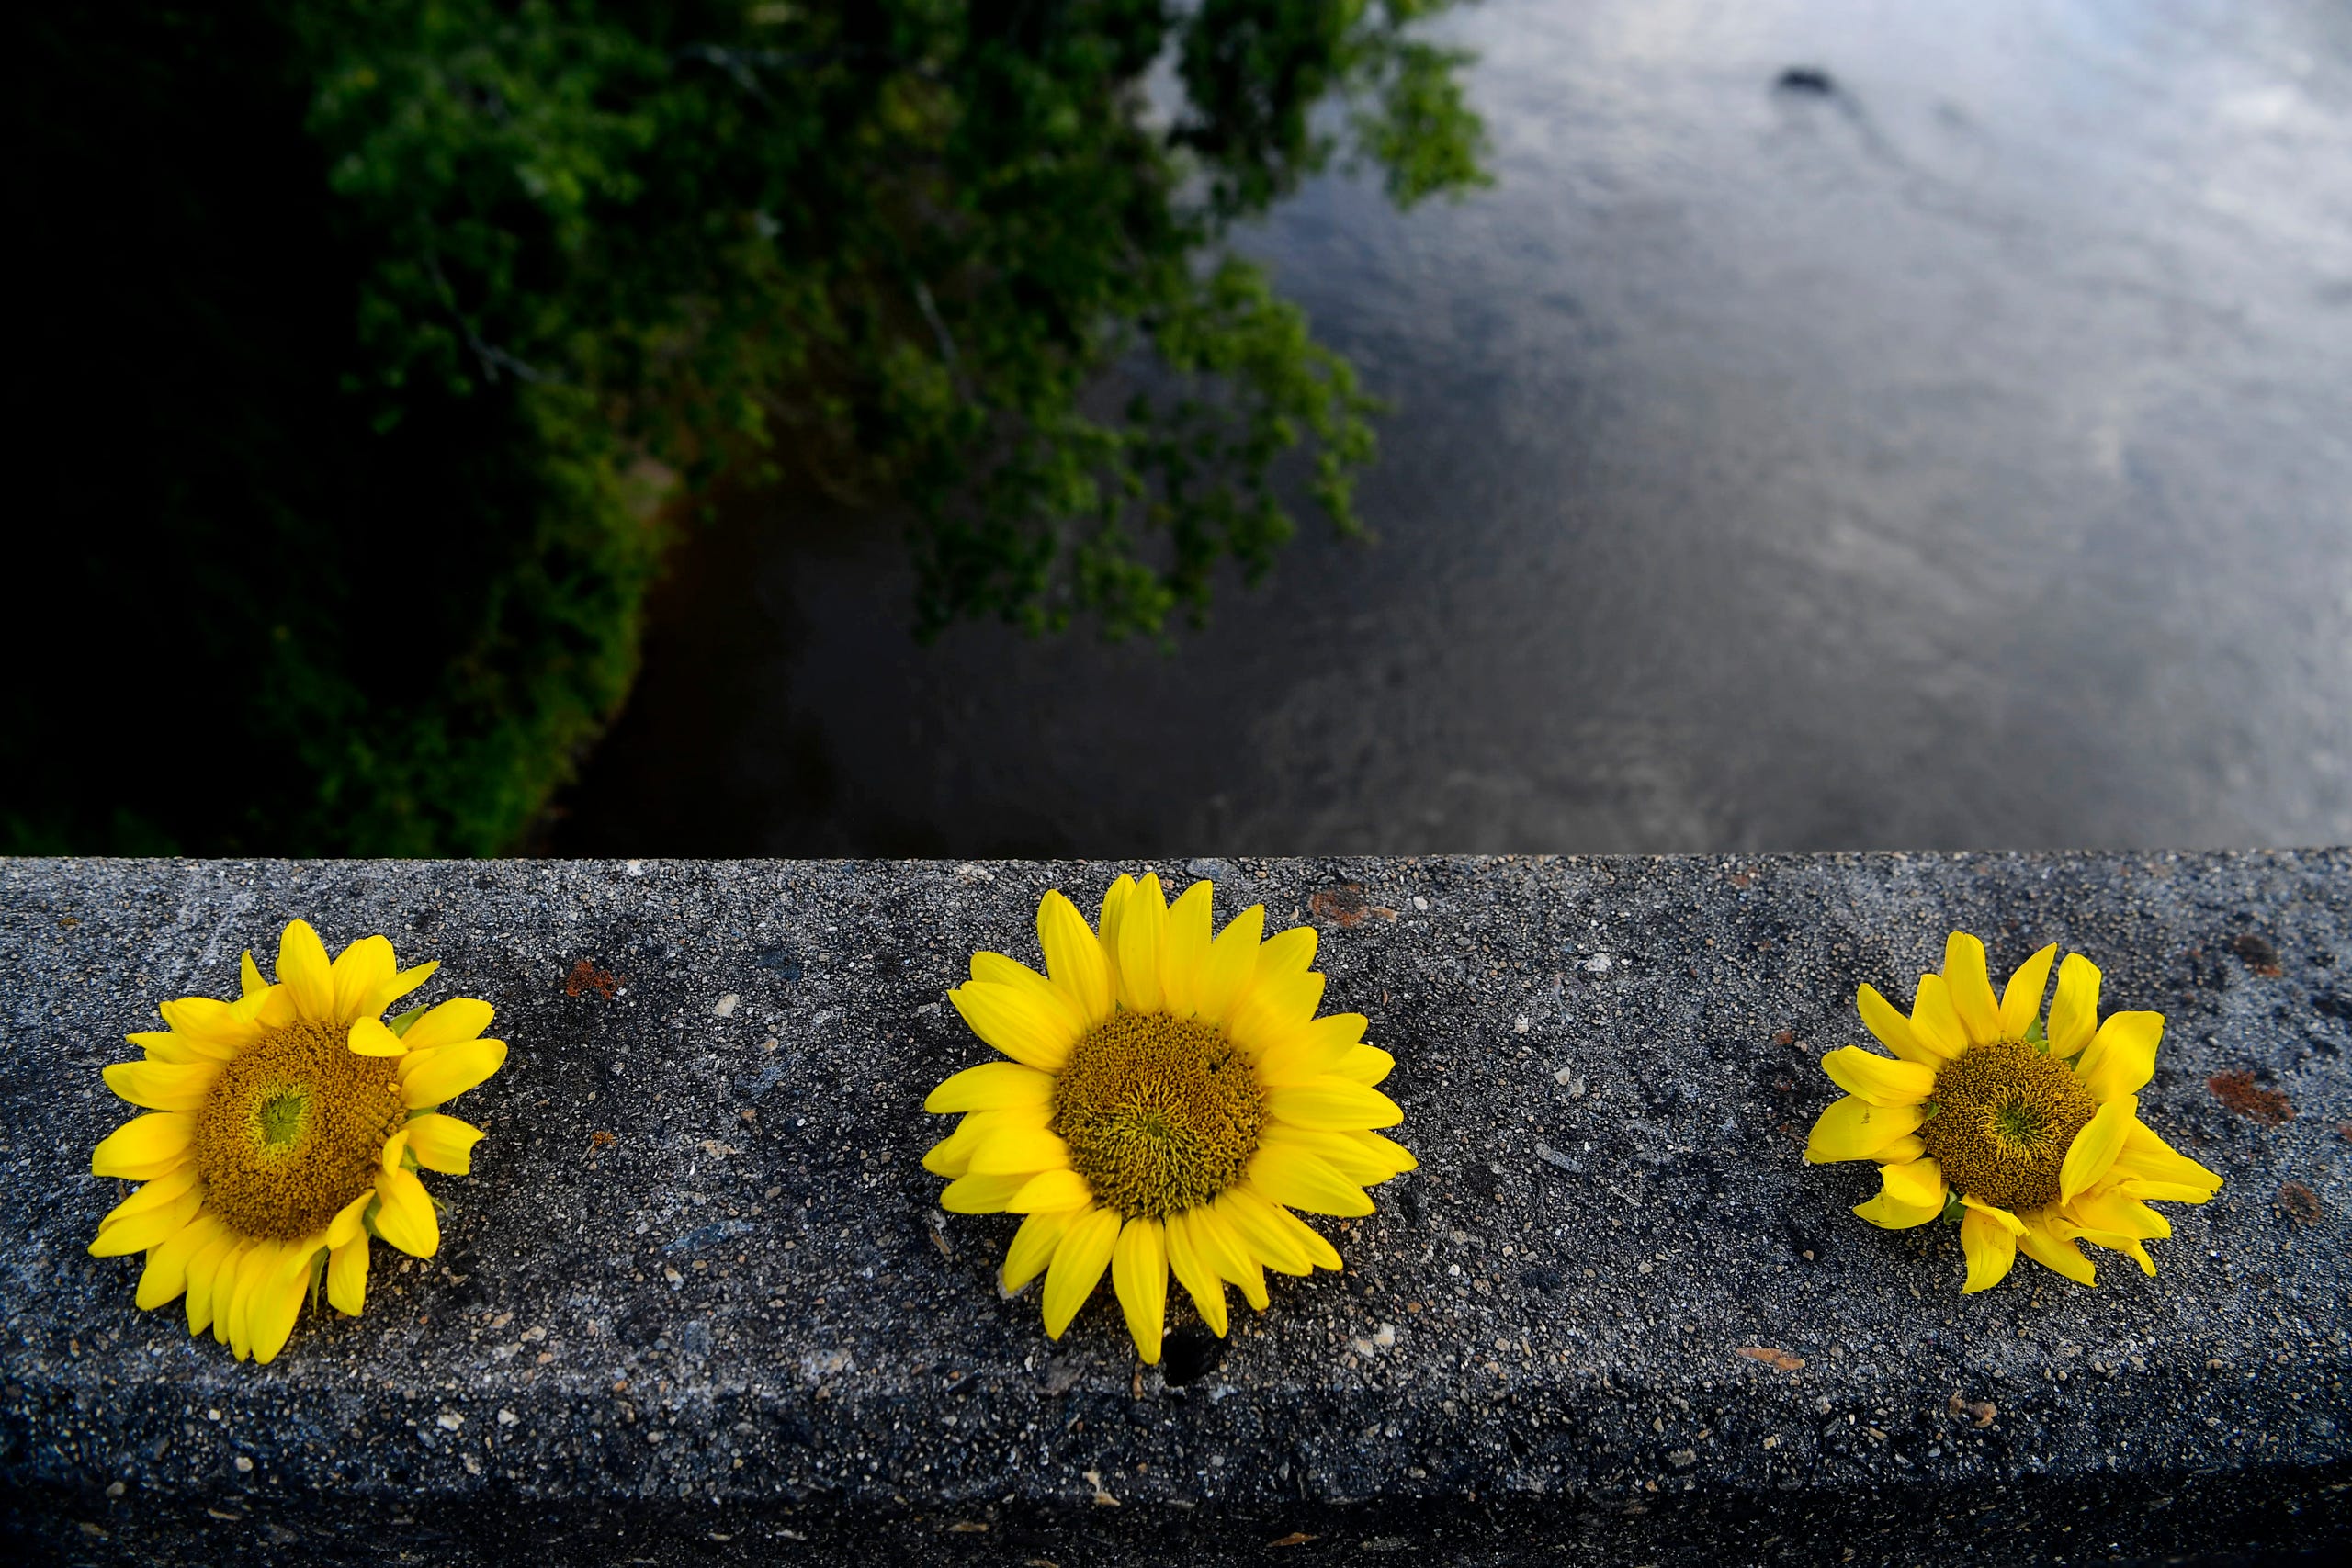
[[2, 852, 2346, 1563]]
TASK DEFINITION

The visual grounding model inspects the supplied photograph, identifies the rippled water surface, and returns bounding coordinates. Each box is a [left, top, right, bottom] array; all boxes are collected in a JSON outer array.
[[557, 0, 2352, 856]]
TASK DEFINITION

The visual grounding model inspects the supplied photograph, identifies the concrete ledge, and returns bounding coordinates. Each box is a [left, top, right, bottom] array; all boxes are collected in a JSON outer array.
[[3, 852, 2348, 1563]]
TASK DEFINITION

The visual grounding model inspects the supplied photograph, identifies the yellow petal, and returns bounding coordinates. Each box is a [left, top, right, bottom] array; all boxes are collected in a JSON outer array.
[[223, 1240, 275, 1358], [2017, 1212, 2097, 1286], [2068, 1178, 2172, 1240], [1043, 1205, 1122, 1337], [328, 934, 397, 1025], [138, 1212, 227, 1311], [1244, 1143, 1374, 1216], [2112, 1120, 2222, 1195], [96, 1164, 203, 1230], [101, 1059, 218, 1111], [373, 1167, 440, 1257], [1962, 1195, 2026, 1235], [1818, 1047, 1934, 1107], [399, 998, 494, 1051], [1164, 1209, 1228, 1337], [966, 1124, 1072, 1178], [1804, 1095, 1926, 1164], [1853, 1157, 1946, 1229], [404, 1112, 485, 1175], [2059, 1095, 2136, 1204], [2047, 953, 2102, 1058], [357, 961, 439, 1023], [249, 1243, 316, 1364], [1942, 932, 2001, 1046], [922, 1107, 1046, 1178], [1340, 1128, 1419, 1179], [1858, 983, 1943, 1065], [939, 1172, 1032, 1213], [185, 1232, 241, 1335], [2117, 1179, 2218, 1205], [924, 1061, 1055, 1113], [1159, 880, 1216, 1017], [1001, 1207, 1083, 1292], [326, 1189, 375, 1249], [947, 982, 1074, 1073], [1908, 975, 1968, 1059], [399, 1038, 507, 1108], [156, 998, 260, 1056], [348, 1016, 408, 1057], [1038, 890, 1113, 1029], [1330, 1045, 1395, 1086], [1255, 925, 1317, 981], [1111, 1216, 1169, 1365], [1191, 1203, 1269, 1310], [328, 1235, 370, 1315], [1009, 1168, 1092, 1212], [2075, 1012, 2162, 1102], [1255, 1012, 1369, 1086], [1256, 1200, 1344, 1271], [239, 951, 266, 998], [1116, 872, 1170, 1013], [1194, 905, 1266, 1028], [1261, 1123, 1397, 1185], [90, 1184, 206, 1256], [1997, 943, 2059, 1043], [1095, 875, 1136, 1004], [91, 1112, 196, 1180], [248, 987, 298, 1029], [1264, 1077, 1404, 1132], [127, 1031, 209, 1066], [277, 919, 335, 1021], [1228, 970, 1326, 1058], [971, 953, 1090, 1043], [1872, 1134, 1926, 1165], [1959, 1205, 2018, 1293], [1214, 1189, 1310, 1276]]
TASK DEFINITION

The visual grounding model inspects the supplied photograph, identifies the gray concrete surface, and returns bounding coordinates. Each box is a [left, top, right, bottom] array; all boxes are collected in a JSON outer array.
[[1, 853, 2347, 1564]]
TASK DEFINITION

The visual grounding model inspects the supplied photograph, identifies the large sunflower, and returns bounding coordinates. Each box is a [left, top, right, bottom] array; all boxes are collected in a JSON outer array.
[[88, 919, 507, 1362], [923, 873, 1413, 1363], [1806, 931, 2222, 1292]]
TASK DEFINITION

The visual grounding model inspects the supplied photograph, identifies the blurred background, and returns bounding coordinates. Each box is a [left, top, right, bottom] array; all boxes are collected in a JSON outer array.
[[12, 0, 2351, 861]]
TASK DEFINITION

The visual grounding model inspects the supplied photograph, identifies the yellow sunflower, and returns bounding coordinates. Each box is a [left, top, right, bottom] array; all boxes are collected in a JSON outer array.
[[1807, 931, 2222, 1292], [922, 872, 1414, 1363], [87, 919, 507, 1363]]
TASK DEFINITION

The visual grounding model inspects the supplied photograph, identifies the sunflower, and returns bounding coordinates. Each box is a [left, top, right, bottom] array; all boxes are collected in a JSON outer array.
[[87, 919, 507, 1363], [1806, 931, 2222, 1292], [922, 873, 1413, 1363]]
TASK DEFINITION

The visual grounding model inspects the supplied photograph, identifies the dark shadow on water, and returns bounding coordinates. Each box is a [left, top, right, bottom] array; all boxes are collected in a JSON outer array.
[[553, 0, 2352, 859]]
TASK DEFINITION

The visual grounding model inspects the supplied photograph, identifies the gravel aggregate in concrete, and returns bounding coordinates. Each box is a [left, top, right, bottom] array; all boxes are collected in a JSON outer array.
[[2, 852, 2347, 1563]]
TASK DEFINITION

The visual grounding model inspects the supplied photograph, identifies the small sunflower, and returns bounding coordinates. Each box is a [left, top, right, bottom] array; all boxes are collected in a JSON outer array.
[[1807, 931, 2222, 1292], [923, 873, 1414, 1363], [88, 919, 507, 1363]]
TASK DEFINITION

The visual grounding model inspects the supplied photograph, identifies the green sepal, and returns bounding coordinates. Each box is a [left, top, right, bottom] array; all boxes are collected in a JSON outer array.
[[306, 1247, 329, 1314], [387, 1003, 429, 1038], [1939, 1190, 1965, 1225], [2024, 1016, 2048, 1051]]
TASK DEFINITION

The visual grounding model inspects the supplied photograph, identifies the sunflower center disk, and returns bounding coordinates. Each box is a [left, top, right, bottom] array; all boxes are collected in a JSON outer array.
[[193, 1021, 407, 1240], [1050, 1010, 1267, 1221], [1918, 1036, 2098, 1213]]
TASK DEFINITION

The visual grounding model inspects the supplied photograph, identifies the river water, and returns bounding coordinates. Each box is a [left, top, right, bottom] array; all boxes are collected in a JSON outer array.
[[555, 0, 2352, 857]]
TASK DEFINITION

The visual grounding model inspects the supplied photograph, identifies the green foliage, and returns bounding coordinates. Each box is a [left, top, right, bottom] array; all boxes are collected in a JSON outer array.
[[6, 1, 1486, 854]]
